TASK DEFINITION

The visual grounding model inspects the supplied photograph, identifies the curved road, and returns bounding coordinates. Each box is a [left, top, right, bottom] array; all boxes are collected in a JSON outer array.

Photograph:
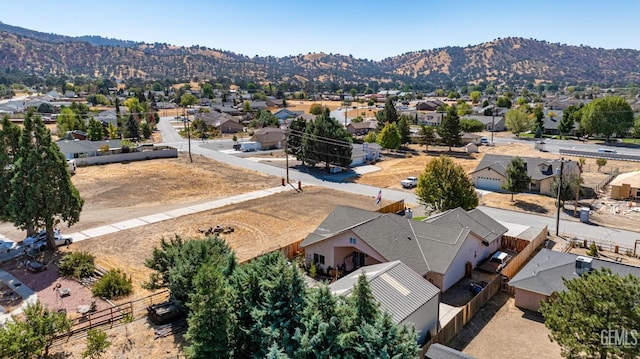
[[157, 118, 640, 248]]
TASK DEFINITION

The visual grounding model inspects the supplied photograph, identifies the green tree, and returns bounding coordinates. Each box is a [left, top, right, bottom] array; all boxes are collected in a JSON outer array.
[[243, 100, 252, 113], [309, 103, 324, 116], [82, 329, 111, 359], [381, 98, 398, 124], [397, 115, 412, 146], [456, 102, 473, 116], [107, 122, 118, 139], [125, 115, 139, 141], [596, 157, 607, 172], [7, 111, 83, 249], [56, 107, 83, 136], [505, 108, 533, 137], [180, 93, 198, 108], [540, 268, 640, 359], [496, 96, 512, 108], [416, 156, 479, 214], [303, 114, 352, 172], [185, 261, 234, 359], [459, 118, 485, 133], [377, 122, 401, 150], [551, 172, 580, 207], [469, 91, 482, 104], [417, 125, 436, 151], [533, 104, 545, 133], [437, 105, 461, 151], [0, 301, 72, 358], [141, 120, 152, 139], [363, 131, 377, 143], [503, 157, 531, 201], [558, 112, 577, 138], [201, 82, 214, 99], [87, 118, 104, 141], [0, 116, 21, 221], [287, 117, 307, 165], [295, 285, 344, 359], [144, 235, 233, 308], [580, 96, 634, 141]]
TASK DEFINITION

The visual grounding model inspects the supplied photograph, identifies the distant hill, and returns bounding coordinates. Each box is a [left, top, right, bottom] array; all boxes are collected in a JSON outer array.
[[0, 21, 140, 47], [1, 21, 639, 87]]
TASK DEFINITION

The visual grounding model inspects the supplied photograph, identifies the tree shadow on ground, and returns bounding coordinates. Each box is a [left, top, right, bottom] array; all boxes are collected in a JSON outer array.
[[514, 200, 548, 214]]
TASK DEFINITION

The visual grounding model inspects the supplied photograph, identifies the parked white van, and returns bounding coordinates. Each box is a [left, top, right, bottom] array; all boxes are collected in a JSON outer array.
[[67, 159, 77, 174]]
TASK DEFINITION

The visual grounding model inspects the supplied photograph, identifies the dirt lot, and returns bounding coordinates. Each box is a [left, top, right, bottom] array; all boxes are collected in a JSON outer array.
[[448, 293, 562, 358]]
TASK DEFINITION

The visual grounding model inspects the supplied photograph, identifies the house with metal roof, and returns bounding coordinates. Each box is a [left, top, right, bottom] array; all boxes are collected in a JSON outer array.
[[508, 249, 640, 311], [329, 260, 440, 344], [56, 139, 123, 160], [301, 206, 506, 292], [470, 154, 579, 195], [425, 344, 476, 359]]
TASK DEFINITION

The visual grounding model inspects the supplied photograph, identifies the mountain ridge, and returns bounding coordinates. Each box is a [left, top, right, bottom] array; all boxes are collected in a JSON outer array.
[[1, 21, 639, 87]]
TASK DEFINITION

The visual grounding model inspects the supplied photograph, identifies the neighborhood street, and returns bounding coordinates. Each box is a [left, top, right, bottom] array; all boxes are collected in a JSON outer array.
[[157, 117, 640, 250]]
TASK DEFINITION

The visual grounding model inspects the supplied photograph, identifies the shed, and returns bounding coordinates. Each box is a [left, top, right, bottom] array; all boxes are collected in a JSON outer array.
[[465, 143, 478, 153], [330, 260, 440, 344]]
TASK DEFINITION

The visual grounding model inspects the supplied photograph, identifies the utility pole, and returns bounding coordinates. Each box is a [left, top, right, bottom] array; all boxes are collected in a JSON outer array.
[[555, 158, 564, 236], [491, 107, 496, 145], [284, 129, 289, 184]]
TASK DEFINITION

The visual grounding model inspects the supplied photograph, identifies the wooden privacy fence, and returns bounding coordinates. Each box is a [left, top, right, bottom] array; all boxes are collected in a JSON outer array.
[[419, 225, 548, 356], [53, 290, 170, 344], [377, 199, 405, 214], [239, 239, 304, 264]]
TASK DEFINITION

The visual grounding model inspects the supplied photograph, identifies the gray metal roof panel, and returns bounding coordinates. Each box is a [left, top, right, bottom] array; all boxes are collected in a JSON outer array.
[[329, 261, 440, 324]]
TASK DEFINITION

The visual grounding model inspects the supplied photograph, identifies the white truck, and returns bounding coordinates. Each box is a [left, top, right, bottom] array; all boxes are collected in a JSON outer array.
[[240, 141, 261, 152], [400, 176, 418, 189]]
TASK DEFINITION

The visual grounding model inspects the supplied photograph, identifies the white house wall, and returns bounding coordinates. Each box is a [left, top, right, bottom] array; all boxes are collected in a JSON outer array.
[[442, 233, 488, 292], [401, 295, 440, 345], [304, 230, 386, 272]]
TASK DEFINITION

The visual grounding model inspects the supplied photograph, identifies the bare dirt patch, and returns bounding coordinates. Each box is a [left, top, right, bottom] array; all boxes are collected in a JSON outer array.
[[449, 293, 562, 359]]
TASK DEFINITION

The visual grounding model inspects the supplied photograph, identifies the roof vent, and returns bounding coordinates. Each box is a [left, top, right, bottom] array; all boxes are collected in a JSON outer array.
[[575, 256, 593, 276]]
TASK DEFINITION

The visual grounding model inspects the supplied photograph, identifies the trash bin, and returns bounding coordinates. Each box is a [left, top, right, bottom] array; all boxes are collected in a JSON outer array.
[[580, 207, 590, 223]]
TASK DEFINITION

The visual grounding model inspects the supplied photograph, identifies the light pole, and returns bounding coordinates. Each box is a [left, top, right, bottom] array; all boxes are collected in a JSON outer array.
[[555, 158, 565, 236], [491, 107, 496, 145]]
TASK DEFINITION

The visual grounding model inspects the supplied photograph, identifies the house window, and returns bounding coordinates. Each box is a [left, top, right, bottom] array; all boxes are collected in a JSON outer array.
[[349, 237, 357, 245], [313, 253, 325, 265]]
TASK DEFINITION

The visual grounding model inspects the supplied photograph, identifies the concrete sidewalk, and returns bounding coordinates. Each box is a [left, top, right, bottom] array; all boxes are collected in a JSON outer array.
[[68, 185, 295, 242]]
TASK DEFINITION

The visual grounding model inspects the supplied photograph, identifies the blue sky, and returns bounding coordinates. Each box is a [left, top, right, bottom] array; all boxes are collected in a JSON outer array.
[[3, 0, 640, 60]]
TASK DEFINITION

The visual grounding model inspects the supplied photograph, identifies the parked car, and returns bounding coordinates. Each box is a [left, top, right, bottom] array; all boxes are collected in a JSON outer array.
[[24, 230, 72, 251], [0, 239, 18, 253], [401, 176, 419, 189], [478, 251, 513, 273], [480, 137, 489, 145]]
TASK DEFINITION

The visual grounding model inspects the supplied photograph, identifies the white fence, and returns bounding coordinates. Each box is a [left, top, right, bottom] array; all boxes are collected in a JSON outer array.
[[74, 147, 178, 166]]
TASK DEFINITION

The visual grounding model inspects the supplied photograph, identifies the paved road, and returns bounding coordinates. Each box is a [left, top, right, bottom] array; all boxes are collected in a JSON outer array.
[[158, 117, 640, 248], [492, 136, 640, 157]]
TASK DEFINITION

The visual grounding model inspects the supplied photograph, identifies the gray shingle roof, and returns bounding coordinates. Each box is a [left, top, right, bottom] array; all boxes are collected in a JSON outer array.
[[302, 206, 471, 276], [329, 260, 440, 324], [471, 154, 578, 181], [425, 207, 507, 244], [509, 249, 640, 295]]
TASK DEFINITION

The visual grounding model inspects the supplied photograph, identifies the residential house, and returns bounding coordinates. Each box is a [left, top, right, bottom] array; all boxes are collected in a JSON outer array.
[[346, 120, 378, 136], [460, 133, 482, 145], [350, 142, 381, 166], [416, 100, 444, 111], [540, 110, 564, 135], [329, 260, 440, 344], [509, 249, 640, 311], [425, 344, 477, 359], [250, 127, 286, 149], [273, 108, 304, 122], [266, 98, 286, 108], [301, 206, 506, 292], [460, 114, 505, 132], [57, 139, 123, 160], [198, 111, 244, 134], [416, 112, 441, 127], [470, 154, 579, 195], [609, 171, 640, 200]]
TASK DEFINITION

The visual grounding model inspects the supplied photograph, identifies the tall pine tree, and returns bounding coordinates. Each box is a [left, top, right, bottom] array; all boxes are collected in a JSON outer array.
[[0, 116, 21, 221], [303, 114, 352, 172], [8, 110, 83, 248], [438, 105, 461, 151]]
